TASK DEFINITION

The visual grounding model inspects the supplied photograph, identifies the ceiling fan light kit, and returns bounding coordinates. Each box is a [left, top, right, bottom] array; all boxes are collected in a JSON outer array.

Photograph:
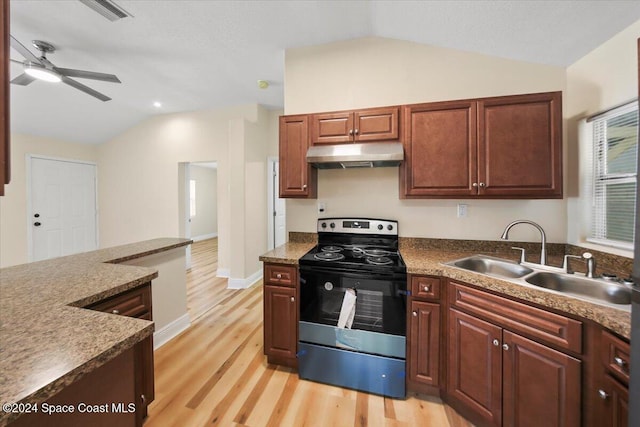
[[10, 35, 121, 101]]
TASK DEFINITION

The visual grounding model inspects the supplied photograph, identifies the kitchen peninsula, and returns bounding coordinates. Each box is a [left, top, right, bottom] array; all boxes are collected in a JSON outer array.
[[0, 238, 191, 427]]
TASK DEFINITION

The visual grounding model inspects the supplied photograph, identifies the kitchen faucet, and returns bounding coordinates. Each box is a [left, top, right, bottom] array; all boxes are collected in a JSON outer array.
[[500, 220, 547, 265]]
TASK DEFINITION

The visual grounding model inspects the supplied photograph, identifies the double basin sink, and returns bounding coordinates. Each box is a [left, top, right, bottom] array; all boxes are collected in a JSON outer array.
[[447, 255, 632, 307]]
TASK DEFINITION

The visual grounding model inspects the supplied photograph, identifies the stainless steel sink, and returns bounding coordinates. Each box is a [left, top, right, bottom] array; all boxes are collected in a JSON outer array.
[[450, 255, 534, 279], [525, 272, 632, 305]]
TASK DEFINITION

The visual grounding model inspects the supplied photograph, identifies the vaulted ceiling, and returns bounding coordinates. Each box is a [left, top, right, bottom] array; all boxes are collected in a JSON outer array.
[[9, 0, 640, 144]]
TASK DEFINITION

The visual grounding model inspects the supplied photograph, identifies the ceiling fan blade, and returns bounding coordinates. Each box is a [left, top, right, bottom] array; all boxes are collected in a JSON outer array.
[[10, 36, 42, 64], [55, 67, 121, 83], [61, 76, 111, 101], [11, 73, 37, 86]]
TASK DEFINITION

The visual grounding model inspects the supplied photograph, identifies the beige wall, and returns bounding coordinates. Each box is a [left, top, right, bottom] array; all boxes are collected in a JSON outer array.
[[284, 37, 568, 243], [97, 104, 268, 282], [0, 134, 98, 267], [566, 20, 640, 257], [189, 165, 218, 239]]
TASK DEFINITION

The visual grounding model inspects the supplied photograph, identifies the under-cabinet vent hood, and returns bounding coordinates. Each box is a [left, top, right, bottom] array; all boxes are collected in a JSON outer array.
[[306, 142, 404, 169]]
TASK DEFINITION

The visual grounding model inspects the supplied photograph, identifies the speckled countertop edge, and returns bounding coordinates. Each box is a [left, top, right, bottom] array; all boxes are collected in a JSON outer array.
[[260, 242, 631, 340], [0, 238, 191, 426]]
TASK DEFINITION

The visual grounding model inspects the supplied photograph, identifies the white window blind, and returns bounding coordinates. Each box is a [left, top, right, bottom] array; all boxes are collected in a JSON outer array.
[[590, 101, 638, 249]]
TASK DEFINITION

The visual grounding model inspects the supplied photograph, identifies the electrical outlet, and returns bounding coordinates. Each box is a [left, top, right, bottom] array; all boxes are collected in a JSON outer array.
[[318, 202, 326, 214], [457, 203, 468, 218]]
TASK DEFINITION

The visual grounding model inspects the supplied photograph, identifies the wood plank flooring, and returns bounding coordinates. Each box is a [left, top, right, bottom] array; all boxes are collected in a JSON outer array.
[[148, 240, 472, 426]]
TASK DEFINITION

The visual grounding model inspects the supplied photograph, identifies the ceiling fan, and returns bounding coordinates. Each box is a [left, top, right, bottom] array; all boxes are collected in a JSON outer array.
[[9, 36, 121, 102]]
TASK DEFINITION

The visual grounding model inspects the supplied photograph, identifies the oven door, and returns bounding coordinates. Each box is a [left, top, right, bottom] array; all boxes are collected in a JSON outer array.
[[298, 264, 407, 359]]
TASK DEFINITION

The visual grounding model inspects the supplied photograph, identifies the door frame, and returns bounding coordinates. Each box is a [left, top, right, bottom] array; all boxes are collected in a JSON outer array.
[[267, 156, 286, 250], [184, 162, 192, 269], [26, 154, 99, 262]]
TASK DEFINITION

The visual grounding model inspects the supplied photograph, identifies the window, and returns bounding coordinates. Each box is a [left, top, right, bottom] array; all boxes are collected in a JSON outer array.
[[589, 101, 638, 249], [189, 179, 197, 218]]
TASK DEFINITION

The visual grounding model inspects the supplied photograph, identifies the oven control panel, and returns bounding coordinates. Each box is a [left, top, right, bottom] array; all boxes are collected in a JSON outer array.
[[317, 218, 398, 236]]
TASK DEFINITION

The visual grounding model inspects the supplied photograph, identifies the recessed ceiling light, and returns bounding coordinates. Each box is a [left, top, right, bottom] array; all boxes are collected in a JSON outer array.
[[153, 101, 162, 108], [257, 80, 269, 89]]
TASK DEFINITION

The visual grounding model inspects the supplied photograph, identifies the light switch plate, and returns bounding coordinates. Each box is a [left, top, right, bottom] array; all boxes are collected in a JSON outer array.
[[318, 202, 326, 214]]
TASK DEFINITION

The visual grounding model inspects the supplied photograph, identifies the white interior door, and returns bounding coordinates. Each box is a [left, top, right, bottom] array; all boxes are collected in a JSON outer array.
[[30, 157, 97, 262], [273, 160, 286, 248]]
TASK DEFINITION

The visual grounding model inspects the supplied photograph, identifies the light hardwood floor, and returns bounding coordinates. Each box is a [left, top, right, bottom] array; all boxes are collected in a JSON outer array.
[[147, 240, 471, 426]]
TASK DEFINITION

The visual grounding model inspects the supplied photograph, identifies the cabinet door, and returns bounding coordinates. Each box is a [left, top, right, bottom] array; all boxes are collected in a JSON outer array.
[[448, 308, 502, 427], [502, 331, 581, 427], [135, 335, 155, 427], [264, 285, 297, 360], [354, 107, 399, 142], [311, 111, 354, 144], [478, 92, 562, 198], [279, 115, 316, 198], [599, 375, 629, 427], [401, 101, 477, 198], [409, 301, 440, 387]]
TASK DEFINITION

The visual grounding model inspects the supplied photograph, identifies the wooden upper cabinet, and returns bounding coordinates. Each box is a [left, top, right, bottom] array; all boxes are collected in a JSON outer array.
[[478, 92, 562, 198], [1, 0, 9, 197], [401, 101, 477, 197], [311, 106, 399, 145], [400, 91, 563, 199], [279, 115, 317, 198]]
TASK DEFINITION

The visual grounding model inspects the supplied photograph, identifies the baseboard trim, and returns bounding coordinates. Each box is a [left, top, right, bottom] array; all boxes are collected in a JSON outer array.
[[192, 232, 218, 242], [216, 268, 230, 278], [228, 269, 263, 289], [153, 313, 191, 350]]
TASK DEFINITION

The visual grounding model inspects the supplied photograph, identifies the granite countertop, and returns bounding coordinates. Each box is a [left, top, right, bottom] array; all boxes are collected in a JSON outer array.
[[259, 241, 631, 340], [0, 238, 191, 426]]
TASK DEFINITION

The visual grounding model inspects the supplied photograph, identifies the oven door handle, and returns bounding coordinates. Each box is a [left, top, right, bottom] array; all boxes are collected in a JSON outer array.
[[298, 264, 407, 281]]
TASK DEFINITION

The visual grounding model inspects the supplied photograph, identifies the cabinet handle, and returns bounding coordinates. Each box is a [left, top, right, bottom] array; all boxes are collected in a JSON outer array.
[[354, 129, 359, 135], [141, 394, 146, 404], [614, 356, 626, 368], [302, 184, 307, 189], [349, 129, 354, 135], [276, 273, 282, 279], [290, 296, 295, 302], [472, 183, 478, 188], [598, 389, 609, 400], [502, 343, 510, 351], [111, 309, 120, 315], [492, 339, 500, 346], [423, 285, 430, 292], [479, 182, 486, 188], [412, 311, 417, 317]]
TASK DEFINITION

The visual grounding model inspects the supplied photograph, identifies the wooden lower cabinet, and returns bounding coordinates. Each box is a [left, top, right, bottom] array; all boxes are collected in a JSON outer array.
[[408, 301, 440, 389], [263, 284, 297, 366], [447, 308, 581, 427], [599, 375, 629, 427]]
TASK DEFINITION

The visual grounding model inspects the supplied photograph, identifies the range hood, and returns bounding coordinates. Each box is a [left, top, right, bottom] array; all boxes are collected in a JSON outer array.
[[306, 142, 404, 169]]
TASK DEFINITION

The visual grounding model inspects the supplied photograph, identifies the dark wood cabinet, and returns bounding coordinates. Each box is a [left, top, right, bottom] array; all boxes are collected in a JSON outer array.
[[1, 0, 9, 197], [593, 330, 630, 427], [88, 284, 154, 427], [401, 91, 562, 199], [599, 374, 629, 427], [447, 282, 581, 427], [502, 330, 581, 427], [279, 115, 317, 198], [409, 301, 441, 388], [311, 106, 399, 145], [263, 263, 298, 367]]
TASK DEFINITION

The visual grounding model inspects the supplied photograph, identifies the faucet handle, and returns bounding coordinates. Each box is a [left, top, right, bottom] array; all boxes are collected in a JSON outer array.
[[582, 252, 593, 259], [562, 254, 583, 273], [511, 247, 526, 263]]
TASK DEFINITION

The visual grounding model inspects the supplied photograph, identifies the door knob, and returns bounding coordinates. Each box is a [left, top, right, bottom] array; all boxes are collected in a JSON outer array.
[[34, 222, 42, 227]]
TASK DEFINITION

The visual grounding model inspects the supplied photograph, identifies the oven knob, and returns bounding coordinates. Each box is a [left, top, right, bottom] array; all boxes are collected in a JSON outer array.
[[377, 224, 383, 230], [324, 282, 333, 291], [387, 225, 393, 231], [321, 222, 327, 229], [330, 222, 336, 229]]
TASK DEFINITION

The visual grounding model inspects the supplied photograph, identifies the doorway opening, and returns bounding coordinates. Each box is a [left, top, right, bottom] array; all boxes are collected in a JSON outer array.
[[267, 157, 286, 250]]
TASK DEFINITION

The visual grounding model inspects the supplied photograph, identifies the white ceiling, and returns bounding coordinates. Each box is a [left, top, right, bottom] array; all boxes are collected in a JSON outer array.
[[9, 0, 640, 145]]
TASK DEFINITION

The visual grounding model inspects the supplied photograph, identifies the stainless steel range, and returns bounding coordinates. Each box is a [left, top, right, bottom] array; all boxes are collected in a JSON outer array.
[[297, 218, 407, 398]]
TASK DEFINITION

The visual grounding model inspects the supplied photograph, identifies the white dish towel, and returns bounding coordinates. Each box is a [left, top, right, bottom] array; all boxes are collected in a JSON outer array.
[[337, 289, 356, 329]]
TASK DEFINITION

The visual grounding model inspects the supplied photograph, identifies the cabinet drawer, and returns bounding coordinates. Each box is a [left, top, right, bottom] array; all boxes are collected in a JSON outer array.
[[449, 281, 582, 353], [601, 330, 630, 385], [411, 276, 440, 300], [265, 264, 297, 287], [90, 284, 152, 319]]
